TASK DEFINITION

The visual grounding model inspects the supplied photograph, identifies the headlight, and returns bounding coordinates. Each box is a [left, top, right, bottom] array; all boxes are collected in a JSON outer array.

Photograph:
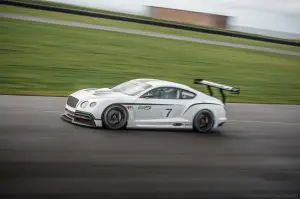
[[80, 101, 89, 108], [90, 102, 97, 107]]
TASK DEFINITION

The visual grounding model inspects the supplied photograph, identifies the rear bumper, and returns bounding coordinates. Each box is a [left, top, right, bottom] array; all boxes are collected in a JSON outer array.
[[214, 117, 227, 128], [60, 108, 100, 128]]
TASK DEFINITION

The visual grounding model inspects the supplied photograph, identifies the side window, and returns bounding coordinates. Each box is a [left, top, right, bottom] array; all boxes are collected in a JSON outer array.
[[179, 89, 196, 99], [141, 87, 180, 99]]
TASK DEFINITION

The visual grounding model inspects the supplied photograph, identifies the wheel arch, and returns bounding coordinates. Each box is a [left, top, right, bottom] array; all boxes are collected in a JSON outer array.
[[182, 103, 222, 127], [101, 103, 130, 120], [101, 103, 130, 129]]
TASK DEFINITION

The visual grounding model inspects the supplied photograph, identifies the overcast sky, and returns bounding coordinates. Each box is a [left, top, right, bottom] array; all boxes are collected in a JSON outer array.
[[49, 0, 300, 34]]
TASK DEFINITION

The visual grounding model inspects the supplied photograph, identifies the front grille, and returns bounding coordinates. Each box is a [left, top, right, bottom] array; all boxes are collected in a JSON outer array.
[[74, 111, 96, 126], [75, 112, 93, 120], [65, 109, 75, 119], [67, 96, 79, 108]]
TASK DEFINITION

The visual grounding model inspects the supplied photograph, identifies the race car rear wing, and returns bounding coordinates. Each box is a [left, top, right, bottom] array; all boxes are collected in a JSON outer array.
[[194, 79, 240, 103]]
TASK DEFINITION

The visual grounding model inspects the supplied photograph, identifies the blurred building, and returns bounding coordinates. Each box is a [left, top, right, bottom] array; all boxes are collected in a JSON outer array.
[[148, 6, 229, 29]]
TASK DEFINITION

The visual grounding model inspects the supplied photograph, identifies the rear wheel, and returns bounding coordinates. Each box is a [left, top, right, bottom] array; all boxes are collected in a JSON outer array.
[[102, 105, 128, 130], [193, 109, 215, 133]]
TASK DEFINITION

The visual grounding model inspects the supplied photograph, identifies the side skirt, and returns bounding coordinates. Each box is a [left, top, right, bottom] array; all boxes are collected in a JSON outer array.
[[132, 123, 193, 129]]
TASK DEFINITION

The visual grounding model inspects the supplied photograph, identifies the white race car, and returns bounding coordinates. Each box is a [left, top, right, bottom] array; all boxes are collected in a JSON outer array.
[[61, 78, 240, 133]]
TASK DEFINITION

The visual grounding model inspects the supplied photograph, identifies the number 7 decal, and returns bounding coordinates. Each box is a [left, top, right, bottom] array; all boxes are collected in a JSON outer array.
[[166, 108, 172, 117]]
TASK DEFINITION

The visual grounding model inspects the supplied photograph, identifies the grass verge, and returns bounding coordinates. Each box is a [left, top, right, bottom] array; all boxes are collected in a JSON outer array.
[[1, 18, 300, 103], [1, 5, 300, 53], [12, 0, 300, 42]]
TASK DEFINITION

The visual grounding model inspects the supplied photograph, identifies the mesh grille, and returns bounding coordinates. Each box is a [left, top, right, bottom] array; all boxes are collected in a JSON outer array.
[[66, 96, 79, 108]]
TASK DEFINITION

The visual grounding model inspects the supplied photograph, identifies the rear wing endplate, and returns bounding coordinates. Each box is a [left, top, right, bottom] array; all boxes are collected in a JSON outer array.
[[194, 79, 240, 104]]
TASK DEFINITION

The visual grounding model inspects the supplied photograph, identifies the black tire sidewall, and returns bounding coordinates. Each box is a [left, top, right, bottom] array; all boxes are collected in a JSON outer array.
[[193, 109, 215, 133], [102, 104, 128, 130]]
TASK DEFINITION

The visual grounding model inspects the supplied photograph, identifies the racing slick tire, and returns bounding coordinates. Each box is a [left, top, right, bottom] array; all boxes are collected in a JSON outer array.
[[193, 109, 215, 133], [102, 104, 128, 130]]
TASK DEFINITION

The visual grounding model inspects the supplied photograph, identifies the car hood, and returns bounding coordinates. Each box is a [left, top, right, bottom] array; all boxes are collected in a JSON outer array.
[[71, 88, 135, 101]]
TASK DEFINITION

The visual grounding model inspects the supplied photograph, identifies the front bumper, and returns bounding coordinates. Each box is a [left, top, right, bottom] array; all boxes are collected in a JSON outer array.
[[60, 108, 99, 127]]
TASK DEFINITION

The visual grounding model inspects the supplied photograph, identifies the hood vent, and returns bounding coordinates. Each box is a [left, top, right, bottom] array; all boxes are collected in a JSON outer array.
[[93, 88, 116, 95]]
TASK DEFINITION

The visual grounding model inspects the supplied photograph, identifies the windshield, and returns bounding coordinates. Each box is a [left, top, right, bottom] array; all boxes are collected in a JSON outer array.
[[111, 80, 152, 96]]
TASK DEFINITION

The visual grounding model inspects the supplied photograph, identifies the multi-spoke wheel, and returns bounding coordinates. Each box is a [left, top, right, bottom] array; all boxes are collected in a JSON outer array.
[[193, 109, 215, 133], [102, 105, 128, 130]]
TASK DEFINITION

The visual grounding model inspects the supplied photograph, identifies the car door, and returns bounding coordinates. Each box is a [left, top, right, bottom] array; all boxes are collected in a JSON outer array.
[[133, 87, 170, 127], [133, 87, 195, 127], [162, 89, 196, 126]]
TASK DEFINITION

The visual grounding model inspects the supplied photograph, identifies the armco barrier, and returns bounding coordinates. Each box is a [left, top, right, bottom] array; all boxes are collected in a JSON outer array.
[[1, 0, 300, 47]]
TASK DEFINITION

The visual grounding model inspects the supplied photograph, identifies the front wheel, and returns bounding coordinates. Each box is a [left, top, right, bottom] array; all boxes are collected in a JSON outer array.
[[193, 109, 215, 133], [102, 104, 128, 130]]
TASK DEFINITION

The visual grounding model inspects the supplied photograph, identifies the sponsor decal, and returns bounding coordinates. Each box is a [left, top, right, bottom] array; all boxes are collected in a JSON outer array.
[[126, 106, 133, 110], [138, 106, 151, 110]]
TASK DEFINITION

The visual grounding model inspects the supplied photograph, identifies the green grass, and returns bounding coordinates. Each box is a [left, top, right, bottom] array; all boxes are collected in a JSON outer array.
[[1, 5, 300, 53], [1, 18, 300, 103], [13, 1, 300, 42]]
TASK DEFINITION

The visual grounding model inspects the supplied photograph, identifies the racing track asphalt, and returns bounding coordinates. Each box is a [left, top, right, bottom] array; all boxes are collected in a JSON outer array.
[[1, 12, 300, 57], [0, 95, 300, 199]]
